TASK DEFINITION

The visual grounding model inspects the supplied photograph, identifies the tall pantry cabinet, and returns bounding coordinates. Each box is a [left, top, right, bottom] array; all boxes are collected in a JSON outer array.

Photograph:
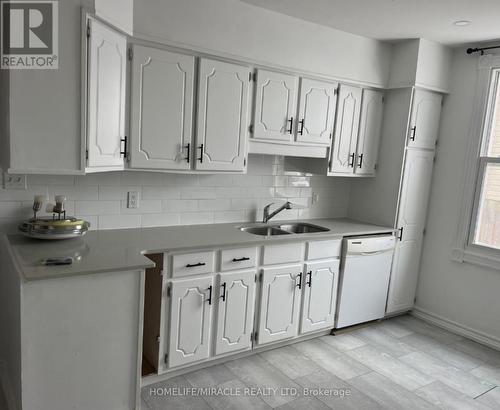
[[349, 87, 443, 314]]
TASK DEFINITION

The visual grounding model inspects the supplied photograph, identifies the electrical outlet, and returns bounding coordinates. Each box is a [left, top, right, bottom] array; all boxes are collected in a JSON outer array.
[[127, 191, 139, 209], [3, 173, 26, 190], [311, 192, 319, 204]]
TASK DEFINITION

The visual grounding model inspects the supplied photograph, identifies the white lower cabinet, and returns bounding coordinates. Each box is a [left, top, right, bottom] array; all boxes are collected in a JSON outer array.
[[167, 276, 214, 368], [215, 270, 256, 355], [257, 264, 302, 345], [300, 259, 340, 334]]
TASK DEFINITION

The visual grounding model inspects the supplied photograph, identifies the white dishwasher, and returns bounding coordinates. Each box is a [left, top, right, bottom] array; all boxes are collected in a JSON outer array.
[[336, 235, 396, 329]]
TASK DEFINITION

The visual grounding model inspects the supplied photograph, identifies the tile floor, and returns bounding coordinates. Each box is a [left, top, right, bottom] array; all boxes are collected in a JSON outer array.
[[141, 315, 500, 409]]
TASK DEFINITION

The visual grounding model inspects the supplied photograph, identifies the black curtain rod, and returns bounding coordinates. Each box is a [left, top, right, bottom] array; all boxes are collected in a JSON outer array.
[[467, 45, 500, 55]]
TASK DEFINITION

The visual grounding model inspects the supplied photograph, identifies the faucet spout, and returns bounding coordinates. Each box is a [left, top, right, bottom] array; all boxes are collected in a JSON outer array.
[[262, 201, 293, 223]]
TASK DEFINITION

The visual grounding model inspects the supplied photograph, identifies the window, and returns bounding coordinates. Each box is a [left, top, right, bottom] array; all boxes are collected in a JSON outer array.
[[453, 56, 500, 269], [471, 69, 500, 249]]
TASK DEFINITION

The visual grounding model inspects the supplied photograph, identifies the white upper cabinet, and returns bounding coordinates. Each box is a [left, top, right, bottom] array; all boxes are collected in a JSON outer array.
[[355, 89, 384, 176], [215, 270, 256, 356], [195, 58, 250, 172], [130, 46, 195, 170], [86, 18, 127, 171], [330, 85, 362, 174], [168, 276, 214, 368], [253, 70, 298, 142], [296, 78, 338, 145], [407, 89, 443, 150], [387, 149, 435, 314], [300, 259, 339, 334], [257, 265, 302, 345]]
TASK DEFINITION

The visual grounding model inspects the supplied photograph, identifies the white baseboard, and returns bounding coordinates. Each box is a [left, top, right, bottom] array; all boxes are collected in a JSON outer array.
[[412, 307, 500, 351], [0, 360, 16, 410]]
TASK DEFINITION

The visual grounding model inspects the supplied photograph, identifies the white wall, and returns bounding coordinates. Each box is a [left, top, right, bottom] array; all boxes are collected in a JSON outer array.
[[416, 49, 500, 341], [133, 0, 392, 87], [0, 155, 350, 232]]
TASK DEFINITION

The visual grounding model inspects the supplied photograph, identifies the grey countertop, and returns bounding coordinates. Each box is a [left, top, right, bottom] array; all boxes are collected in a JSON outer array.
[[5, 218, 394, 281]]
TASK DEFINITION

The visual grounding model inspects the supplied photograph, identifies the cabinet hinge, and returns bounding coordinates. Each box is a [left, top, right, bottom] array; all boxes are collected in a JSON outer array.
[[86, 22, 91, 38], [249, 72, 256, 82], [244, 158, 247, 166], [85, 149, 89, 160], [329, 132, 332, 140], [164, 354, 168, 364], [334, 87, 339, 95], [254, 332, 258, 342], [374, 163, 378, 170], [166, 286, 171, 297], [254, 274, 257, 283], [128, 47, 133, 61], [248, 124, 254, 134], [328, 160, 332, 169]]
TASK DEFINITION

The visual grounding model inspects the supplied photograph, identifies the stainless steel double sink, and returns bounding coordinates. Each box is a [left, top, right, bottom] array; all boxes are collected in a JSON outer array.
[[240, 222, 329, 236]]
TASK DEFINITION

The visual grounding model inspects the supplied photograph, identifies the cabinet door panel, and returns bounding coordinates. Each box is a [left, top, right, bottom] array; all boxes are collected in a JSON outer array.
[[387, 149, 434, 314], [87, 18, 126, 170], [297, 78, 338, 145], [168, 276, 213, 368], [258, 265, 302, 345], [130, 46, 194, 170], [253, 70, 298, 142], [408, 89, 442, 149], [355, 89, 384, 176], [196, 59, 250, 171], [301, 260, 339, 334], [330, 85, 362, 174], [215, 270, 256, 355]]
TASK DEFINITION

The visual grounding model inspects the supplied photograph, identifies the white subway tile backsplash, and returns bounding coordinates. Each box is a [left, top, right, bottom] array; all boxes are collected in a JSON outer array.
[[120, 171, 164, 186], [99, 185, 140, 200], [48, 185, 98, 201], [142, 186, 181, 200], [214, 210, 247, 223], [0, 155, 350, 231], [98, 214, 141, 230], [141, 213, 180, 227], [120, 199, 162, 214], [75, 200, 120, 215], [162, 199, 198, 213], [180, 187, 217, 199], [179, 212, 214, 225], [198, 199, 232, 211]]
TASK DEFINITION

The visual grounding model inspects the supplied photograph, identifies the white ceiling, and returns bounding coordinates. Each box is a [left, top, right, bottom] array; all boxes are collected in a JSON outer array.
[[240, 0, 500, 46]]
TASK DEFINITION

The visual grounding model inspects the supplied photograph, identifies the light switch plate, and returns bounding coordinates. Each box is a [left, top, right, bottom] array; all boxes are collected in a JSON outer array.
[[3, 173, 27, 190], [127, 191, 139, 209]]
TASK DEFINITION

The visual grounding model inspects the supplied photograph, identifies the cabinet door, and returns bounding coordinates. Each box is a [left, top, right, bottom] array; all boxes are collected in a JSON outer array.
[[168, 276, 213, 368], [253, 69, 298, 142], [86, 18, 126, 170], [300, 259, 339, 334], [130, 46, 194, 170], [296, 78, 338, 145], [257, 265, 302, 345], [387, 149, 434, 314], [330, 85, 362, 174], [355, 89, 384, 176], [195, 58, 250, 171], [407, 89, 443, 150], [215, 270, 256, 355]]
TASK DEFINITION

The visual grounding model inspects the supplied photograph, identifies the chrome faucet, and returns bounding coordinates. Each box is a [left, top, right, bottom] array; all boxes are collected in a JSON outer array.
[[262, 201, 293, 223]]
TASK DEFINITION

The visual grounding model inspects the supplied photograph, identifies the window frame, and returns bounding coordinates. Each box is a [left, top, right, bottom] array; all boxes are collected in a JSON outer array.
[[452, 55, 500, 270]]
